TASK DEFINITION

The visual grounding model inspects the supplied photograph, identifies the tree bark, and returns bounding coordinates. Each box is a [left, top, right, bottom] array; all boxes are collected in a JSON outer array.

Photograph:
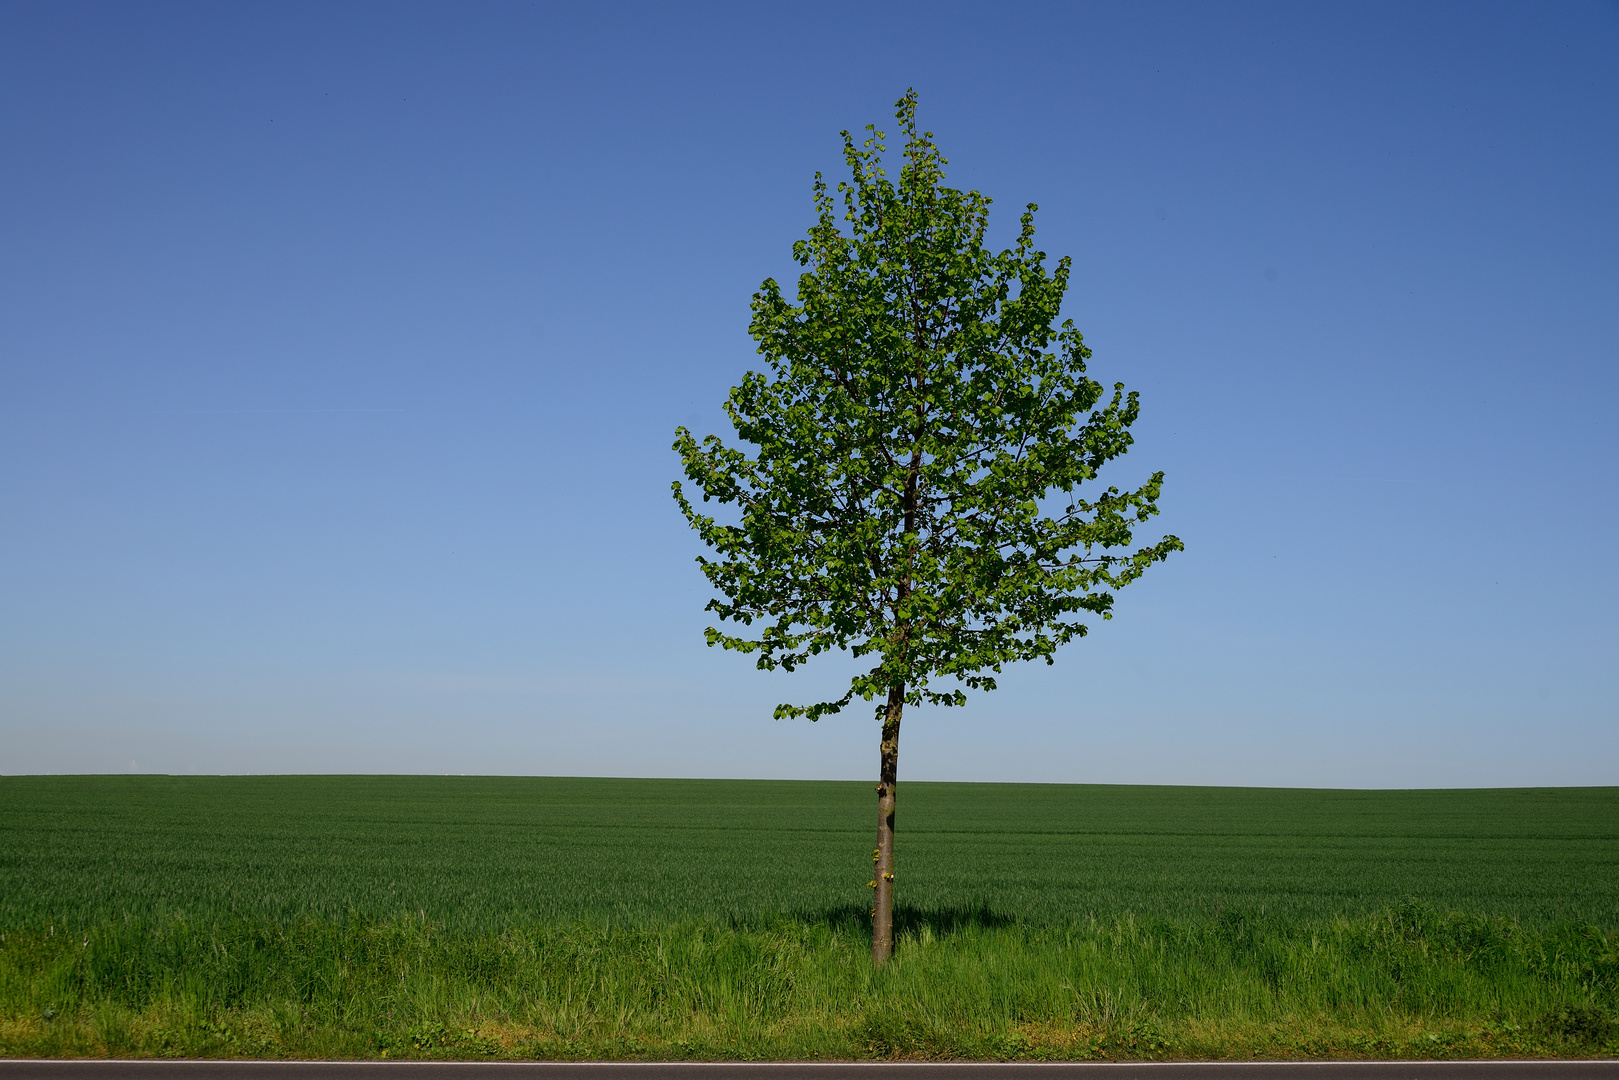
[[872, 681, 904, 965]]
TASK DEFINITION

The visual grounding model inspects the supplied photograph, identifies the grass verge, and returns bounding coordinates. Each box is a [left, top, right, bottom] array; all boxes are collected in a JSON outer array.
[[2, 902, 1615, 1060]]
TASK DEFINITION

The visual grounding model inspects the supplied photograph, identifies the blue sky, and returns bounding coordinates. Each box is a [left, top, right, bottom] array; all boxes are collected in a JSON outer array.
[[2, 1, 1615, 786]]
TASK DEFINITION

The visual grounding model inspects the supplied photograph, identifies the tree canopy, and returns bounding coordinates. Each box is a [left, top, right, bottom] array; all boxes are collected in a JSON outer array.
[[674, 91, 1180, 724]]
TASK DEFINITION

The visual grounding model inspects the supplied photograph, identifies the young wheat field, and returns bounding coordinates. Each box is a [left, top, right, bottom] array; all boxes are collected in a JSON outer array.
[[1, 775, 1615, 1060]]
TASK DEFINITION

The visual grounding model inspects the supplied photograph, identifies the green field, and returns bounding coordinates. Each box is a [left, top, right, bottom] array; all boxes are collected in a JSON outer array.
[[1, 776, 1616, 1060]]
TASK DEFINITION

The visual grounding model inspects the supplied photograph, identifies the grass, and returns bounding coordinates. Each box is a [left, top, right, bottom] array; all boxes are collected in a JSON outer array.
[[1, 775, 1616, 1060]]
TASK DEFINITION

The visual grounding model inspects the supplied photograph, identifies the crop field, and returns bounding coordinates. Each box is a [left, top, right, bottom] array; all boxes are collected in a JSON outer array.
[[1, 775, 1616, 1060]]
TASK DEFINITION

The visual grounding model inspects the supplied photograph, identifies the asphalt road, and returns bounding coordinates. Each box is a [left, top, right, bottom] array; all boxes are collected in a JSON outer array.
[[2, 1062, 1616, 1080]]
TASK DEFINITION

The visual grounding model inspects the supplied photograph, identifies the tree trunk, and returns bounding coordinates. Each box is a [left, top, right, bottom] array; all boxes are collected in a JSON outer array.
[[872, 682, 904, 965]]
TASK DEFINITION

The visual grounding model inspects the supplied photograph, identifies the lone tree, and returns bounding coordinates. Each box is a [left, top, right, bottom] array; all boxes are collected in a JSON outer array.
[[673, 91, 1181, 965]]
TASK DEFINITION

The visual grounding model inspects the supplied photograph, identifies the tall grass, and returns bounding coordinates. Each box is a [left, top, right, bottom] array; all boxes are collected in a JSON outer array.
[[2, 904, 1614, 1059], [2, 777, 1616, 1059]]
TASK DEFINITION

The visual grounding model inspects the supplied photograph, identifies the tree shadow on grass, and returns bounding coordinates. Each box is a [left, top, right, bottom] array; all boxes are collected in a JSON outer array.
[[789, 902, 1019, 938]]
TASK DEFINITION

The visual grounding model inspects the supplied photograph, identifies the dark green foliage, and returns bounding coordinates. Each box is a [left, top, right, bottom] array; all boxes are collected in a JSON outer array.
[[673, 90, 1179, 719]]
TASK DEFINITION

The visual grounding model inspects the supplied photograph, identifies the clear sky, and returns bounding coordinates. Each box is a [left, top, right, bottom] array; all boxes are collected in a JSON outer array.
[[2, 2, 1615, 786]]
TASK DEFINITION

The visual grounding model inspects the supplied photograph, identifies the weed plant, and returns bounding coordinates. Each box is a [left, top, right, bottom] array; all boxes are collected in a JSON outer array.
[[1, 776, 1615, 1059]]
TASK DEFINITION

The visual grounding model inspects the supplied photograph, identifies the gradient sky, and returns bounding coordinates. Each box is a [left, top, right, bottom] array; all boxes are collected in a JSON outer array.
[[3, 1, 1616, 786]]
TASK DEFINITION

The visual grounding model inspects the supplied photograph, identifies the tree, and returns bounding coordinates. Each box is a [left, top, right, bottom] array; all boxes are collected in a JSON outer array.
[[672, 91, 1181, 965]]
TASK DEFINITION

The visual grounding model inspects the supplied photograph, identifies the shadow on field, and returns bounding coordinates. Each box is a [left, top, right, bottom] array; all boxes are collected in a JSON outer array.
[[796, 902, 1018, 937]]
